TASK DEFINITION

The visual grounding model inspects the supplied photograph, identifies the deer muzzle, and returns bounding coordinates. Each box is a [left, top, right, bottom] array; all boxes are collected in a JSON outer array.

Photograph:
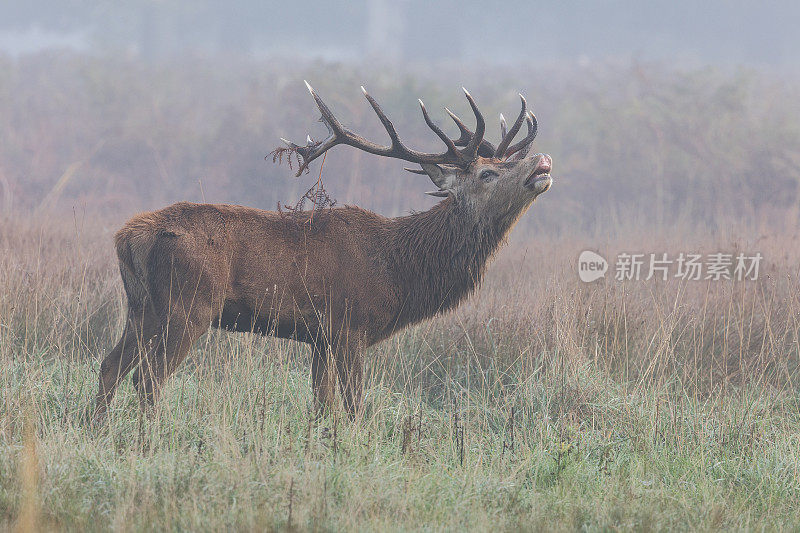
[[523, 154, 553, 194]]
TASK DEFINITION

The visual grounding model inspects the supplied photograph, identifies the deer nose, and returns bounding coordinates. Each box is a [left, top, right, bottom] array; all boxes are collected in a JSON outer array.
[[533, 154, 552, 175]]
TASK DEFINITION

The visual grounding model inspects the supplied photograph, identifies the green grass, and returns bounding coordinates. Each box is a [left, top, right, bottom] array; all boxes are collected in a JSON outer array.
[[3, 327, 800, 531]]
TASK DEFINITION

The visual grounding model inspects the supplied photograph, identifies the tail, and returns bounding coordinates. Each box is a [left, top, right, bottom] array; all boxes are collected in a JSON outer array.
[[114, 220, 160, 314]]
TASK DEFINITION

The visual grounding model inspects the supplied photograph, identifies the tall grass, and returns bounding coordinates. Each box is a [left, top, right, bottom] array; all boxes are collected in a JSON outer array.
[[1, 55, 800, 529], [1, 213, 799, 530]]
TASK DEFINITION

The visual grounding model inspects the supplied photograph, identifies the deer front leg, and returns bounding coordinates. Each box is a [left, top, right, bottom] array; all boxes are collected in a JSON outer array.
[[333, 336, 364, 419], [311, 341, 335, 415]]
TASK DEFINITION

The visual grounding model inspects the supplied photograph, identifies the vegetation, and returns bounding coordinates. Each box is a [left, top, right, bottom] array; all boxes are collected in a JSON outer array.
[[1, 55, 800, 530]]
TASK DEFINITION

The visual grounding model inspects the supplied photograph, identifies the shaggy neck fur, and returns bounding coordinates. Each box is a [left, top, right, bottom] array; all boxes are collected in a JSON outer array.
[[387, 195, 522, 331]]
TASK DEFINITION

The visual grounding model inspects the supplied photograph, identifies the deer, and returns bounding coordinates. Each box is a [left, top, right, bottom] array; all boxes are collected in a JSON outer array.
[[91, 82, 553, 424]]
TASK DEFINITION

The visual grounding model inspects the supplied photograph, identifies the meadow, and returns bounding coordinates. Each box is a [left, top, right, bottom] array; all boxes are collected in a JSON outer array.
[[1, 55, 800, 530]]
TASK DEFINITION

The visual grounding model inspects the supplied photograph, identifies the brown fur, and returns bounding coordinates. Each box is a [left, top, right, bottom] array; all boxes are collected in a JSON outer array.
[[92, 154, 552, 421]]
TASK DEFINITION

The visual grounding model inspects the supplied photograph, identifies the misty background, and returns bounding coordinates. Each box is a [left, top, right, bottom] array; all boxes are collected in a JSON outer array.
[[3, 1, 799, 68], [1, 1, 799, 236]]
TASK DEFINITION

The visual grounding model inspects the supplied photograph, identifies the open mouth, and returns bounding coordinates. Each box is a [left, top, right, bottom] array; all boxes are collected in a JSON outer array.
[[523, 154, 553, 193]]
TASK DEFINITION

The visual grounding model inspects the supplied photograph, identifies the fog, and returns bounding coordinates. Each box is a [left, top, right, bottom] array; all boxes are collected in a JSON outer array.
[[1, 1, 798, 70], [1, 1, 798, 237]]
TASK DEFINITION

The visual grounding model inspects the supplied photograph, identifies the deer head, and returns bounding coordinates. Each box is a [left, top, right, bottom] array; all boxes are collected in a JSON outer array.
[[280, 82, 553, 226]]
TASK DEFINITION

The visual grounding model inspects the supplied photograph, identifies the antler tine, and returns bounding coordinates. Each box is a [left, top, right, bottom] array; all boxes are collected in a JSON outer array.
[[306, 80, 345, 136], [500, 113, 507, 141], [403, 167, 429, 175], [495, 94, 527, 158], [460, 88, 486, 160], [360, 86, 405, 151], [445, 107, 497, 156], [445, 107, 473, 146], [418, 99, 461, 158], [504, 111, 538, 159]]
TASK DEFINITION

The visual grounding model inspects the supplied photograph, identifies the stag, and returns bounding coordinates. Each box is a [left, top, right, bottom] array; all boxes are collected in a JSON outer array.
[[92, 82, 553, 423]]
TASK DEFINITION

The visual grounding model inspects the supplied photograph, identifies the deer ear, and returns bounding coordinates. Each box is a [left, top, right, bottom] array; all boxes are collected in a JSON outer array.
[[419, 163, 457, 191]]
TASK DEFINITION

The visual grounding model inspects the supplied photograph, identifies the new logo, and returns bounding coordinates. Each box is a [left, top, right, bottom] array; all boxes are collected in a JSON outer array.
[[578, 250, 608, 282]]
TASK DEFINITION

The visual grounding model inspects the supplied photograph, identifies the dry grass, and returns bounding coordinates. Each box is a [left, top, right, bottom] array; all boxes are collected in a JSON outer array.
[[1, 214, 800, 531], [1, 55, 800, 530]]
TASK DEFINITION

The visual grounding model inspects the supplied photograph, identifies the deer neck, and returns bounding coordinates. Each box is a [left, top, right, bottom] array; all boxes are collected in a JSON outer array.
[[389, 196, 511, 328]]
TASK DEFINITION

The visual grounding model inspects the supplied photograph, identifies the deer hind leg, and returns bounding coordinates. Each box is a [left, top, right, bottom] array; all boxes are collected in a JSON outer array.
[[92, 309, 159, 425], [311, 341, 336, 415], [133, 239, 217, 409], [134, 303, 212, 409]]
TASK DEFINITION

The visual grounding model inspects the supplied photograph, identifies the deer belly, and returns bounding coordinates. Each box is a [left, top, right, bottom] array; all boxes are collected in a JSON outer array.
[[213, 298, 319, 342]]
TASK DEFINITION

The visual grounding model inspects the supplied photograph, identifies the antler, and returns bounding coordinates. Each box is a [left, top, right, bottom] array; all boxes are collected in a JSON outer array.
[[444, 94, 537, 160], [444, 107, 497, 157], [504, 111, 538, 159], [495, 94, 528, 158], [279, 81, 488, 176]]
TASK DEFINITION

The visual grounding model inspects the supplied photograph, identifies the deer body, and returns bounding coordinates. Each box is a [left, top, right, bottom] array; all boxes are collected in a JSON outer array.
[[118, 202, 396, 344], [93, 84, 553, 422]]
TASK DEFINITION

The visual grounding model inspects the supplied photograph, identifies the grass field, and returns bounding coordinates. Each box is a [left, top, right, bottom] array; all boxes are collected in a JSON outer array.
[[2, 215, 800, 531], [2, 55, 800, 530]]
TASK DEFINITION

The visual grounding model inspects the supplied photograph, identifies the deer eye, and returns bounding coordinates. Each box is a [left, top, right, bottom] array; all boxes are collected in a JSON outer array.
[[479, 169, 498, 182]]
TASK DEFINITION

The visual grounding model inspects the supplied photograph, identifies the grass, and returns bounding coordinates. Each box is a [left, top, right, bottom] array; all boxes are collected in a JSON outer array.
[[2, 217, 800, 531], [3, 348, 800, 530], [2, 55, 800, 530]]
